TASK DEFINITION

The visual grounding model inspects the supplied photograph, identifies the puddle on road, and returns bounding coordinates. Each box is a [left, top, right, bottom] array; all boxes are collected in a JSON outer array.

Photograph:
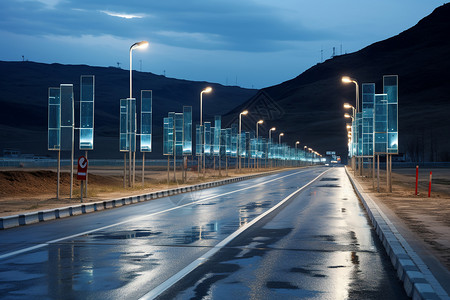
[[170, 223, 218, 244], [320, 178, 339, 181], [316, 184, 341, 188], [87, 229, 161, 240]]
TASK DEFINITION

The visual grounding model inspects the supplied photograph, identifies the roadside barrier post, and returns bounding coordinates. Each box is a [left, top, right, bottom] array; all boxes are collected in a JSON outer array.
[[428, 171, 432, 197], [415, 165, 419, 195]]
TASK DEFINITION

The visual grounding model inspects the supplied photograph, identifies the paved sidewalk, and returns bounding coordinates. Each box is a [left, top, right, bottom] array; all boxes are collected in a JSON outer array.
[[346, 167, 450, 299]]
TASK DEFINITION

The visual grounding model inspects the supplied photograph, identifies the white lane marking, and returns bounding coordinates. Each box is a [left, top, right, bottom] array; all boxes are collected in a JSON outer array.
[[0, 169, 315, 260], [139, 169, 329, 300]]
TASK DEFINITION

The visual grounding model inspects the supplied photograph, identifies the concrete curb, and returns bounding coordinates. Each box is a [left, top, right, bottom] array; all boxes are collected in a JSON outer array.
[[345, 167, 449, 300], [1, 169, 284, 230]]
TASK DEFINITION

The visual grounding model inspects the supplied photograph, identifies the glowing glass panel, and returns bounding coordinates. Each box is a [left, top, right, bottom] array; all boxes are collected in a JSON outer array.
[[183, 106, 192, 155], [140, 90, 152, 152], [48, 87, 60, 150], [60, 84, 74, 151]]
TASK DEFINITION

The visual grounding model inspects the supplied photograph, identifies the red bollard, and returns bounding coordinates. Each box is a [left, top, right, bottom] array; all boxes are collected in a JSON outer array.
[[428, 171, 432, 197], [415, 165, 419, 196]]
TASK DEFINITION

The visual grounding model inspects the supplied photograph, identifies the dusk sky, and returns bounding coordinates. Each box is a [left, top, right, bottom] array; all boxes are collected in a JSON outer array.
[[0, 0, 445, 88]]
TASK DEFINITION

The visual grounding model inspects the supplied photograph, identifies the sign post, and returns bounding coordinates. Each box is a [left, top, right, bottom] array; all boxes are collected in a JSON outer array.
[[77, 156, 88, 202]]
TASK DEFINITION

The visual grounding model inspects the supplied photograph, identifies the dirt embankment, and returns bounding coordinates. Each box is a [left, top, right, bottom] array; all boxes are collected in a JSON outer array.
[[353, 167, 450, 271]]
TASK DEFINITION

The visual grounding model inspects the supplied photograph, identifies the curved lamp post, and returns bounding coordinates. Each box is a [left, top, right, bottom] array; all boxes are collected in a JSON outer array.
[[130, 41, 149, 98], [342, 76, 361, 174], [238, 110, 248, 170], [268, 127, 276, 168], [200, 87, 212, 174], [128, 40, 148, 187], [255, 120, 263, 169]]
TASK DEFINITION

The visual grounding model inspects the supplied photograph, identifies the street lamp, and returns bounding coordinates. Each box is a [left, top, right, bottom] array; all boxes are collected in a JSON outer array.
[[128, 40, 148, 187], [200, 87, 212, 174], [255, 120, 263, 169], [344, 113, 354, 120], [341, 76, 359, 112], [278, 132, 284, 144], [256, 120, 263, 139], [342, 76, 361, 173], [295, 141, 300, 149], [238, 110, 248, 170], [267, 127, 276, 168], [200, 87, 212, 126], [130, 41, 149, 98]]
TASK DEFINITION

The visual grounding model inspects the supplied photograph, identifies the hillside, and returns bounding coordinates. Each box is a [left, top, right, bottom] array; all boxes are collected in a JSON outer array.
[[0, 62, 256, 158], [225, 4, 450, 162]]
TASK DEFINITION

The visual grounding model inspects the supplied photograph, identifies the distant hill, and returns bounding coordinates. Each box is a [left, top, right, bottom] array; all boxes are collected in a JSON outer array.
[[0, 61, 256, 158], [225, 3, 450, 162]]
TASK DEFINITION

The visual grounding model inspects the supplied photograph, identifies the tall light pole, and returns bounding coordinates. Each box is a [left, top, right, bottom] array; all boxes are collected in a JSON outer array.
[[268, 127, 276, 168], [278, 133, 284, 168], [342, 77, 359, 113], [129, 40, 148, 187], [200, 87, 212, 126], [295, 141, 300, 149], [200, 87, 212, 174], [308, 147, 313, 165], [342, 76, 360, 174], [278, 132, 284, 144], [130, 41, 149, 98], [255, 120, 263, 169], [295, 141, 300, 167], [238, 110, 248, 170]]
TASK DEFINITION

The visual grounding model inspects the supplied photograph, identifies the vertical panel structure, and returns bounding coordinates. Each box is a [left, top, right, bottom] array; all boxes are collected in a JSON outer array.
[[220, 129, 227, 156], [214, 116, 221, 156], [48, 87, 61, 150], [384, 75, 399, 154], [163, 117, 174, 155], [356, 112, 363, 157], [362, 83, 374, 157], [128, 98, 136, 152], [374, 94, 388, 154], [183, 106, 192, 155], [119, 99, 128, 151], [204, 122, 211, 156], [140, 90, 152, 152], [226, 128, 232, 157], [196, 124, 203, 156], [80, 75, 94, 150], [231, 124, 238, 158], [60, 84, 74, 151], [174, 113, 183, 156]]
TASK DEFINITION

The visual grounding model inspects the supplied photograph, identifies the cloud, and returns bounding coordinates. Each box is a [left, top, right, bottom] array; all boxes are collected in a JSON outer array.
[[100, 10, 147, 19], [0, 0, 331, 53]]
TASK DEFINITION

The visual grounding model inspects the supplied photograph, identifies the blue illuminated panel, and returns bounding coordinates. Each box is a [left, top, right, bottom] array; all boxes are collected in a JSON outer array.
[[196, 124, 203, 156], [119, 99, 128, 151], [128, 98, 136, 152], [204, 122, 211, 156], [362, 83, 374, 156], [183, 106, 192, 155], [226, 128, 231, 157], [80, 75, 94, 150], [220, 129, 227, 156], [140, 90, 152, 152], [374, 94, 388, 154], [48, 87, 60, 150], [175, 113, 183, 156], [214, 116, 221, 156], [163, 117, 173, 155], [384, 75, 398, 154], [60, 84, 74, 151]]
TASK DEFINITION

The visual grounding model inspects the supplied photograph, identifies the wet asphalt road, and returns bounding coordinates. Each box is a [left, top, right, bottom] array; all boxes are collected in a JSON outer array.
[[0, 166, 407, 299], [158, 166, 408, 299]]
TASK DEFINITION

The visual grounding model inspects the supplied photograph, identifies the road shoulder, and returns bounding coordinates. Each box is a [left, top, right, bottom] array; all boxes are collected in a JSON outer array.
[[346, 167, 450, 299]]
